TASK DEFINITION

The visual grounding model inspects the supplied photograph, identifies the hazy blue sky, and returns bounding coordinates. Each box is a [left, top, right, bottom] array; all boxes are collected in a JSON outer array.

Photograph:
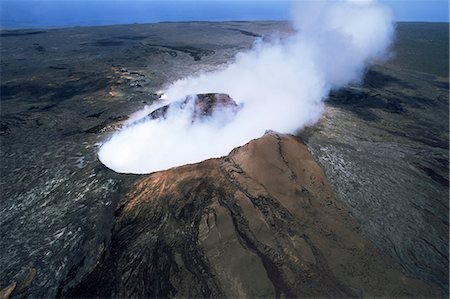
[[1, 0, 448, 29]]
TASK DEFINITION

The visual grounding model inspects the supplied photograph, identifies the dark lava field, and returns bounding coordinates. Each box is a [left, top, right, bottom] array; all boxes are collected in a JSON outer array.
[[0, 22, 448, 298]]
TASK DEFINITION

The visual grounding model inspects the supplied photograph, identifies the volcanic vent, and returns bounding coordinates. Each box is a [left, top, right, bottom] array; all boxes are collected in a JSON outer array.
[[98, 93, 244, 174], [146, 93, 242, 124]]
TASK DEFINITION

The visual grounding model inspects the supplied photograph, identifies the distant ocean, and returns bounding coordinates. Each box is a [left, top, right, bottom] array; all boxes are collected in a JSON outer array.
[[0, 0, 291, 30]]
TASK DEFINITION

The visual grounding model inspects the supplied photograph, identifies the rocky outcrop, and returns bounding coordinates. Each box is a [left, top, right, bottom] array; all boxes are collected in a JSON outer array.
[[148, 93, 241, 123], [65, 133, 437, 298], [0, 282, 16, 299]]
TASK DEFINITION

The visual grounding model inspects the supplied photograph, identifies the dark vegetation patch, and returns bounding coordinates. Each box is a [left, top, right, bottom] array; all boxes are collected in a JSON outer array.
[[436, 157, 449, 169], [116, 35, 147, 40], [1, 76, 109, 102], [363, 69, 416, 90], [350, 109, 381, 122], [87, 111, 104, 118], [325, 67, 448, 121], [434, 81, 449, 90], [95, 39, 124, 46], [384, 127, 449, 149], [0, 30, 47, 37], [226, 28, 261, 37], [49, 65, 69, 70], [0, 122, 11, 135], [28, 103, 58, 111], [328, 88, 405, 116], [146, 44, 215, 61], [417, 165, 449, 187], [143, 46, 178, 57], [35, 45, 45, 52], [0, 113, 45, 134], [406, 95, 438, 109]]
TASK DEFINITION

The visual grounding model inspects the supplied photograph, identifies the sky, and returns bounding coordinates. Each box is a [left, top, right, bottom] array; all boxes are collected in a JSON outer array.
[[0, 0, 448, 29]]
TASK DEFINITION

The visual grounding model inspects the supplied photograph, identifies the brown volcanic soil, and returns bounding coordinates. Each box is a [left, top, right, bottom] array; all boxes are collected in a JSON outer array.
[[65, 133, 436, 298]]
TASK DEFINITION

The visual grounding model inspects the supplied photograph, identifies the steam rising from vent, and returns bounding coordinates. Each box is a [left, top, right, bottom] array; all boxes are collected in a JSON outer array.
[[99, 0, 394, 174]]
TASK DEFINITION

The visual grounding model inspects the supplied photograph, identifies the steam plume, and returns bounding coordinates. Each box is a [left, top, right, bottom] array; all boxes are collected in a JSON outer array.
[[99, 0, 394, 174]]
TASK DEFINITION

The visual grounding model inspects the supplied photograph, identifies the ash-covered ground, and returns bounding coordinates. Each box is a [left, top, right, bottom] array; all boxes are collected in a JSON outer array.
[[299, 22, 449, 293], [0, 22, 448, 297]]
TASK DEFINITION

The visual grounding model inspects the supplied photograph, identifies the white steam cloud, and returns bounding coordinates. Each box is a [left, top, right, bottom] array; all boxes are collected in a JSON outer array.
[[99, 0, 394, 174]]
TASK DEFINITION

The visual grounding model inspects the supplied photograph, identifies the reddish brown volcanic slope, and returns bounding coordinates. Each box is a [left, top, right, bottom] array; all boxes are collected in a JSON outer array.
[[66, 133, 437, 298]]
